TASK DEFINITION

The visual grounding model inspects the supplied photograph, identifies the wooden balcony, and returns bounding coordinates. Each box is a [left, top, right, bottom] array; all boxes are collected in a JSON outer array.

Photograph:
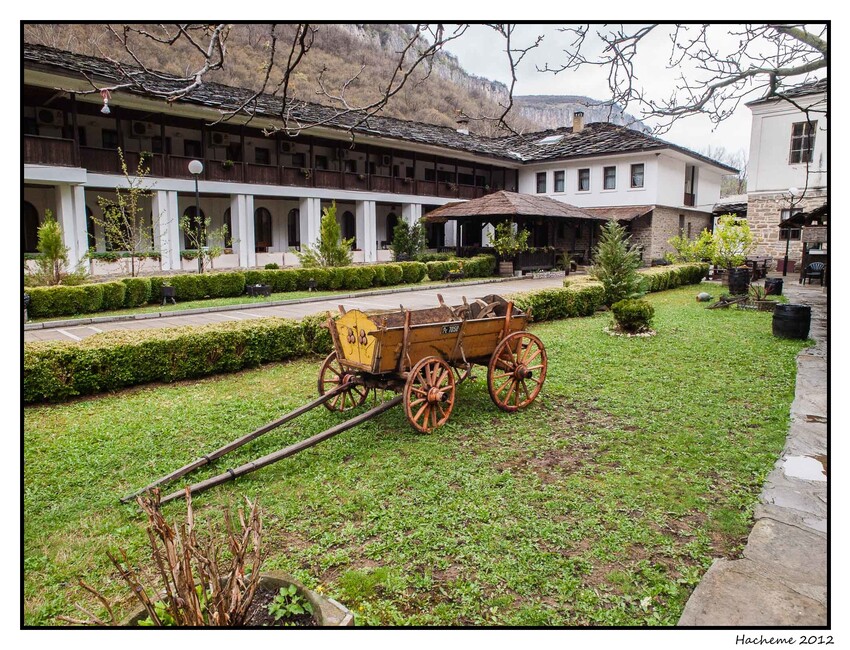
[[25, 137, 502, 201], [24, 135, 76, 167]]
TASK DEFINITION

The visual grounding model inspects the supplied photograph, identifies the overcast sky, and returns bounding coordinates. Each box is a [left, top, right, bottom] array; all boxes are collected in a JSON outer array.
[[440, 23, 824, 161]]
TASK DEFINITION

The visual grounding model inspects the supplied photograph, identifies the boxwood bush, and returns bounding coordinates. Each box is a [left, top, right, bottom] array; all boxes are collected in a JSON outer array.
[[122, 278, 152, 307], [611, 298, 655, 332], [24, 315, 333, 403], [101, 282, 127, 311], [425, 254, 496, 281], [204, 272, 246, 298], [511, 284, 606, 322], [398, 261, 427, 284]]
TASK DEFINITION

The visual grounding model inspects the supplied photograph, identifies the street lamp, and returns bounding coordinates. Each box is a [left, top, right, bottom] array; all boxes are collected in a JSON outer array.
[[188, 160, 204, 273]]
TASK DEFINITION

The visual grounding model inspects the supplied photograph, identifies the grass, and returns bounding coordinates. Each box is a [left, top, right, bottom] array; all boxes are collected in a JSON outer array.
[[23, 284, 809, 626]]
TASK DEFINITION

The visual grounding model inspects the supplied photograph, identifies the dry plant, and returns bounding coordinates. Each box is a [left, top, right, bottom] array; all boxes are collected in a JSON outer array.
[[58, 488, 265, 626]]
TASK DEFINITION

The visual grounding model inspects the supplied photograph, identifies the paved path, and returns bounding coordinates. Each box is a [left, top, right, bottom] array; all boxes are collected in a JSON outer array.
[[24, 275, 570, 343], [679, 277, 828, 626]]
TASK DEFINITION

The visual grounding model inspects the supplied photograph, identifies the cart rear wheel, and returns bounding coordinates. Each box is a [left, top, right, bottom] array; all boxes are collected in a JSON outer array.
[[318, 352, 368, 412], [488, 331, 547, 412], [404, 356, 455, 433]]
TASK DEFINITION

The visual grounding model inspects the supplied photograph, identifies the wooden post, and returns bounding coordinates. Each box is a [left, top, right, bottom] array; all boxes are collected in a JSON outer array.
[[70, 93, 80, 167]]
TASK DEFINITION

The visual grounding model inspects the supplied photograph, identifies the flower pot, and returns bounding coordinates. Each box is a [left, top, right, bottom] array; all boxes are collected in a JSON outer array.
[[120, 572, 353, 627], [498, 261, 514, 277], [727, 267, 751, 295], [772, 304, 811, 340]]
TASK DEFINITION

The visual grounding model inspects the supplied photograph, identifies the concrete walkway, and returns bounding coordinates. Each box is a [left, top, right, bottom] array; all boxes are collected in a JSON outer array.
[[24, 274, 570, 343], [679, 277, 828, 626]]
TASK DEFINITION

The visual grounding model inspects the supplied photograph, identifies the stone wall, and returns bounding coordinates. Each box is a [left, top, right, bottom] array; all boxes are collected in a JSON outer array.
[[645, 206, 713, 262], [628, 213, 654, 266], [746, 190, 827, 263]]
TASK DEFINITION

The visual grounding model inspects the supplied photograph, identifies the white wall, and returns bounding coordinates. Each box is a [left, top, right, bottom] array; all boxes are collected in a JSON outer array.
[[520, 154, 659, 207], [748, 91, 827, 193]]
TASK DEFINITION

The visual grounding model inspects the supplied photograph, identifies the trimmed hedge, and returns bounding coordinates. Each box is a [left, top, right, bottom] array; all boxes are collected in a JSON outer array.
[[24, 315, 333, 403], [637, 263, 709, 293], [511, 284, 607, 322], [425, 254, 496, 281], [611, 298, 655, 332]]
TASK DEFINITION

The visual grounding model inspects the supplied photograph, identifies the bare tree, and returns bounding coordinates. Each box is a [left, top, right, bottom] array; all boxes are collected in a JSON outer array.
[[541, 24, 827, 133]]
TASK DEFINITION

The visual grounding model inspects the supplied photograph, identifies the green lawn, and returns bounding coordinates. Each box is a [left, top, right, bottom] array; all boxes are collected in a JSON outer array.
[[23, 284, 808, 626]]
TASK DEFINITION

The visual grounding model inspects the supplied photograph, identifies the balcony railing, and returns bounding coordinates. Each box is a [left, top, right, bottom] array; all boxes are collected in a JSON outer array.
[[26, 136, 501, 200], [24, 135, 76, 167]]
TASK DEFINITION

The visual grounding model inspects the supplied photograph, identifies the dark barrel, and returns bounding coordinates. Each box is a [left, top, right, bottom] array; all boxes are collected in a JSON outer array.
[[727, 267, 751, 295], [772, 304, 811, 339], [764, 278, 783, 296]]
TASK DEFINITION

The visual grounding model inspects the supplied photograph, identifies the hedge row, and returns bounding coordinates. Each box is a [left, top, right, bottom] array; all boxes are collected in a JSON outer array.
[[26, 263, 428, 319], [24, 316, 333, 403], [23, 263, 709, 403], [425, 254, 497, 281], [637, 263, 709, 293]]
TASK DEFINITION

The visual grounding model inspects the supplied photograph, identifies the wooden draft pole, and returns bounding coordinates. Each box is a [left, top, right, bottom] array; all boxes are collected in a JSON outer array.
[[120, 384, 348, 503], [159, 395, 404, 504]]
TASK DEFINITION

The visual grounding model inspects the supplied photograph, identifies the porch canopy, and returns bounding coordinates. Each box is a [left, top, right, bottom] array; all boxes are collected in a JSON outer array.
[[422, 190, 609, 267], [779, 202, 828, 281]]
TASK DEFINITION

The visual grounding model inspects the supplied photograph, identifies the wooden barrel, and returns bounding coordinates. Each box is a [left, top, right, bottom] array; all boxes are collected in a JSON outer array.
[[764, 278, 783, 296], [727, 267, 751, 295], [772, 304, 811, 339]]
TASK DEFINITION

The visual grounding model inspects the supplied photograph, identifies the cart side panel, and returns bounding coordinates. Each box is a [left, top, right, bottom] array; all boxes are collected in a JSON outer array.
[[369, 313, 528, 373], [334, 310, 379, 370]]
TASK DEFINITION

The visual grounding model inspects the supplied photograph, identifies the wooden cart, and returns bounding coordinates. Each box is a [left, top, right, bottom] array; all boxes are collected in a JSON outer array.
[[123, 294, 546, 504], [319, 294, 547, 432]]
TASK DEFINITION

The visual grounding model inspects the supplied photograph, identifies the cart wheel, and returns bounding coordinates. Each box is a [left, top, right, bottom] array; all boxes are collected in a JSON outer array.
[[404, 356, 456, 433], [488, 331, 547, 412], [318, 352, 368, 412]]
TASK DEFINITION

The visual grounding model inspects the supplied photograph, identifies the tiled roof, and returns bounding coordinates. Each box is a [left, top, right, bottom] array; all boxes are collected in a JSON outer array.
[[581, 205, 655, 222], [421, 191, 607, 223], [22, 43, 736, 171], [746, 77, 827, 106]]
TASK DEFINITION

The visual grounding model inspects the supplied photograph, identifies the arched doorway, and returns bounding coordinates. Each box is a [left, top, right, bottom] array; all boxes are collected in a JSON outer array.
[[288, 208, 300, 249], [23, 201, 39, 253], [342, 210, 356, 241], [254, 207, 272, 252], [182, 206, 207, 249]]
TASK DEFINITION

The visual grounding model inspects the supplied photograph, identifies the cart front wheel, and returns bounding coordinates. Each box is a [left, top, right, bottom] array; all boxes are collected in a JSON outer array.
[[318, 352, 368, 412], [404, 356, 455, 433], [488, 331, 547, 412]]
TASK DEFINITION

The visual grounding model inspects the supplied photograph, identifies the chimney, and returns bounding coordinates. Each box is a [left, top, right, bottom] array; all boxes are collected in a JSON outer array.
[[456, 116, 470, 135], [572, 111, 585, 133]]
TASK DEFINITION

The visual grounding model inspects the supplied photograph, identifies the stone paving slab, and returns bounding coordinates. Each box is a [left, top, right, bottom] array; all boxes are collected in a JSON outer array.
[[679, 279, 828, 627]]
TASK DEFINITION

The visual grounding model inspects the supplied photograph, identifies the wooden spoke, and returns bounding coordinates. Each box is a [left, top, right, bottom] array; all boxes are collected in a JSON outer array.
[[404, 356, 456, 433], [487, 331, 548, 412], [318, 352, 368, 412]]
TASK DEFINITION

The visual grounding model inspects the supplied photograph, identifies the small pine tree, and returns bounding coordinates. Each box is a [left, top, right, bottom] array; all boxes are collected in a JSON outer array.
[[390, 220, 426, 261], [590, 219, 643, 306], [35, 209, 69, 285], [297, 202, 354, 267]]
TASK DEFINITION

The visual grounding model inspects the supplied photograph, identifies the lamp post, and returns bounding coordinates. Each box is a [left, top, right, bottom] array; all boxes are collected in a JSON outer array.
[[188, 160, 204, 273]]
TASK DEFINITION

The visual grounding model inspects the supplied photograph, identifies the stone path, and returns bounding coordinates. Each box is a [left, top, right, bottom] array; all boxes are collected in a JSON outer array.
[[24, 274, 570, 343], [679, 277, 828, 626]]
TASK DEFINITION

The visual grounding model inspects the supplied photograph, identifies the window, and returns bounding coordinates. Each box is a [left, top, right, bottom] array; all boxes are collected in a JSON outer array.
[[254, 207, 272, 251], [254, 147, 271, 165], [578, 168, 590, 192], [77, 126, 88, 147], [789, 121, 817, 164], [630, 163, 644, 188], [314, 155, 328, 170], [779, 208, 803, 241], [554, 171, 565, 193], [288, 208, 300, 248], [151, 136, 172, 155], [536, 172, 547, 193], [292, 153, 306, 168], [344, 159, 357, 173], [102, 129, 119, 150], [183, 139, 202, 158], [603, 166, 616, 190]]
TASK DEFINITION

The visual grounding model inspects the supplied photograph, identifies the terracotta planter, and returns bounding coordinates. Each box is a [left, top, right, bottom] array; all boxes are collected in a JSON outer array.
[[120, 571, 353, 627]]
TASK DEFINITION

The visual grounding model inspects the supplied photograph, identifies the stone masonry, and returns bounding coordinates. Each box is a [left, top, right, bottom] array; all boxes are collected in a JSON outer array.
[[747, 190, 827, 264], [630, 206, 713, 264]]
